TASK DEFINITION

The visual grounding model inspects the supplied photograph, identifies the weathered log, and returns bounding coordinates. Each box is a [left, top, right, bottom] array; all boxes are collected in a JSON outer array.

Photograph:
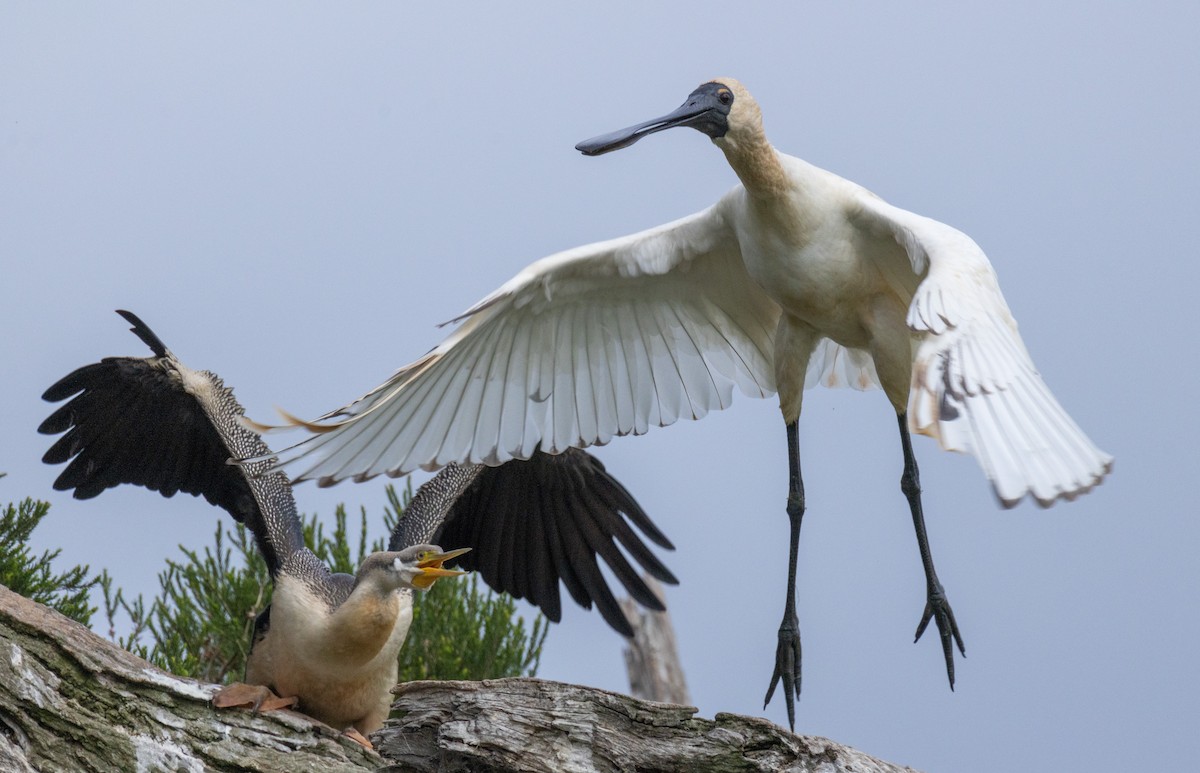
[[1, 584, 918, 772], [378, 679, 918, 773]]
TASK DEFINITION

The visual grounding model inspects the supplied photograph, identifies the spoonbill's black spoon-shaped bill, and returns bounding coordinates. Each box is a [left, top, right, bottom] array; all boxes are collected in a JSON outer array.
[[40, 310, 677, 742], [253, 79, 1112, 731]]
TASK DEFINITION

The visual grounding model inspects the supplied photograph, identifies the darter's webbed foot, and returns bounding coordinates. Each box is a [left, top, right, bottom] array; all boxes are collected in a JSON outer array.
[[212, 682, 299, 714], [342, 728, 374, 750], [913, 581, 966, 688], [763, 608, 802, 730]]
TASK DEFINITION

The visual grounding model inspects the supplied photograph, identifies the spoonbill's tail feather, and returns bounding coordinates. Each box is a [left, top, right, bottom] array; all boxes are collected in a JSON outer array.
[[805, 337, 881, 391]]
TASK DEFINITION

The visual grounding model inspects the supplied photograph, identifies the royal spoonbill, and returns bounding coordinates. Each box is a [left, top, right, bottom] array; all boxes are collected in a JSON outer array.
[[40, 310, 676, 743], [256, 79, 1112, 730]]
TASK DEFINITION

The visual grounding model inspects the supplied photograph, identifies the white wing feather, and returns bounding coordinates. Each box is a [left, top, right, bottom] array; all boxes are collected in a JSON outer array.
[[273, 201, 781, 485], [853, 193, 1113, 507]]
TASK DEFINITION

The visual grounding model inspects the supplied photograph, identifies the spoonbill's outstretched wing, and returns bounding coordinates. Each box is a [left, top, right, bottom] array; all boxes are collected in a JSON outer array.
[[264, 201, 780, 486], [852, 193, 1114, 507]]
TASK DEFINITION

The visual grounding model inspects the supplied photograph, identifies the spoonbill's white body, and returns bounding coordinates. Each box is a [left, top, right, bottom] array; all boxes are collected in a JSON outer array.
[[264, 78, 1112, 729]]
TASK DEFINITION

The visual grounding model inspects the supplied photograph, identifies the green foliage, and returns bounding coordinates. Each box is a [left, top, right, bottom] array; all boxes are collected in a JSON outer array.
[[398, 572, 546, 681], [102, 484, 547, 685], [100, 522, 270, 682], [0, 498, 98, 625], [378, 486, 548, 682]]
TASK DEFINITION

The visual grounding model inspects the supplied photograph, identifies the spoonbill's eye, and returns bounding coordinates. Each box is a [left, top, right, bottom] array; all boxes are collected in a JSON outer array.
[[718, 89, 733, 105]]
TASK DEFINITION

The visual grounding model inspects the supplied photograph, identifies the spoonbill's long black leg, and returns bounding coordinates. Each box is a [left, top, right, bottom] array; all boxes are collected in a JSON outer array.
[[898, 412, 966, 687], [764, 420, 804, 730]]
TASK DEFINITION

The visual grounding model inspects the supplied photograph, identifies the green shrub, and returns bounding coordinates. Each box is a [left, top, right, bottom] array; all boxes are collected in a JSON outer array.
[[0, 497, 97, 625]]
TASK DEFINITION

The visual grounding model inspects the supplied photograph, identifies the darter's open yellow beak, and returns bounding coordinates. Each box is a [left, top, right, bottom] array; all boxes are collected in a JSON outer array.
[[412, 547, 471, 590]]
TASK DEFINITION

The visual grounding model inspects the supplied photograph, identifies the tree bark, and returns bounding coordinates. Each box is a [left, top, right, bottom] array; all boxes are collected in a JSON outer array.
[[620, 575, 691, 705], [378, 679, 919, 773], [0, 585, 919, 773]]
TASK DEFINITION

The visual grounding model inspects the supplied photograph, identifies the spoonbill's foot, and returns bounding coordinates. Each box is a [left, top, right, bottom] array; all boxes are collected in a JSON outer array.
[[762, 607, 802, 731], [913, 582, 966, 689]]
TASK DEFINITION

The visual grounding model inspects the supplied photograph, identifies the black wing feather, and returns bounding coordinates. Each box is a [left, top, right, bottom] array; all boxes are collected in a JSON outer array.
[[536, 468, 589, 613], [39, 310, 305, 579], [430, 448, 676, 637]]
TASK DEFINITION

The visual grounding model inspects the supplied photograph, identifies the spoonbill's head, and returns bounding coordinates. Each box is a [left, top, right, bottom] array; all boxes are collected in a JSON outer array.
[[575, 77, 761, 156]]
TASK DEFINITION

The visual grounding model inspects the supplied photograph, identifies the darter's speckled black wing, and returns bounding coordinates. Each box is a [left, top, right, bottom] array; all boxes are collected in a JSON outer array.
[[40, 310, 305, 579]]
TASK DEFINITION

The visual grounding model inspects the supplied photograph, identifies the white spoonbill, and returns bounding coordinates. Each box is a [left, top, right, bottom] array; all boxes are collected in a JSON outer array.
[[260, 78, 1113, 729]]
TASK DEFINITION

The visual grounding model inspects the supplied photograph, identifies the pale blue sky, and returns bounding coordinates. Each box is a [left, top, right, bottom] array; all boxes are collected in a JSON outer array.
[[3, 3, 1196, 771]]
